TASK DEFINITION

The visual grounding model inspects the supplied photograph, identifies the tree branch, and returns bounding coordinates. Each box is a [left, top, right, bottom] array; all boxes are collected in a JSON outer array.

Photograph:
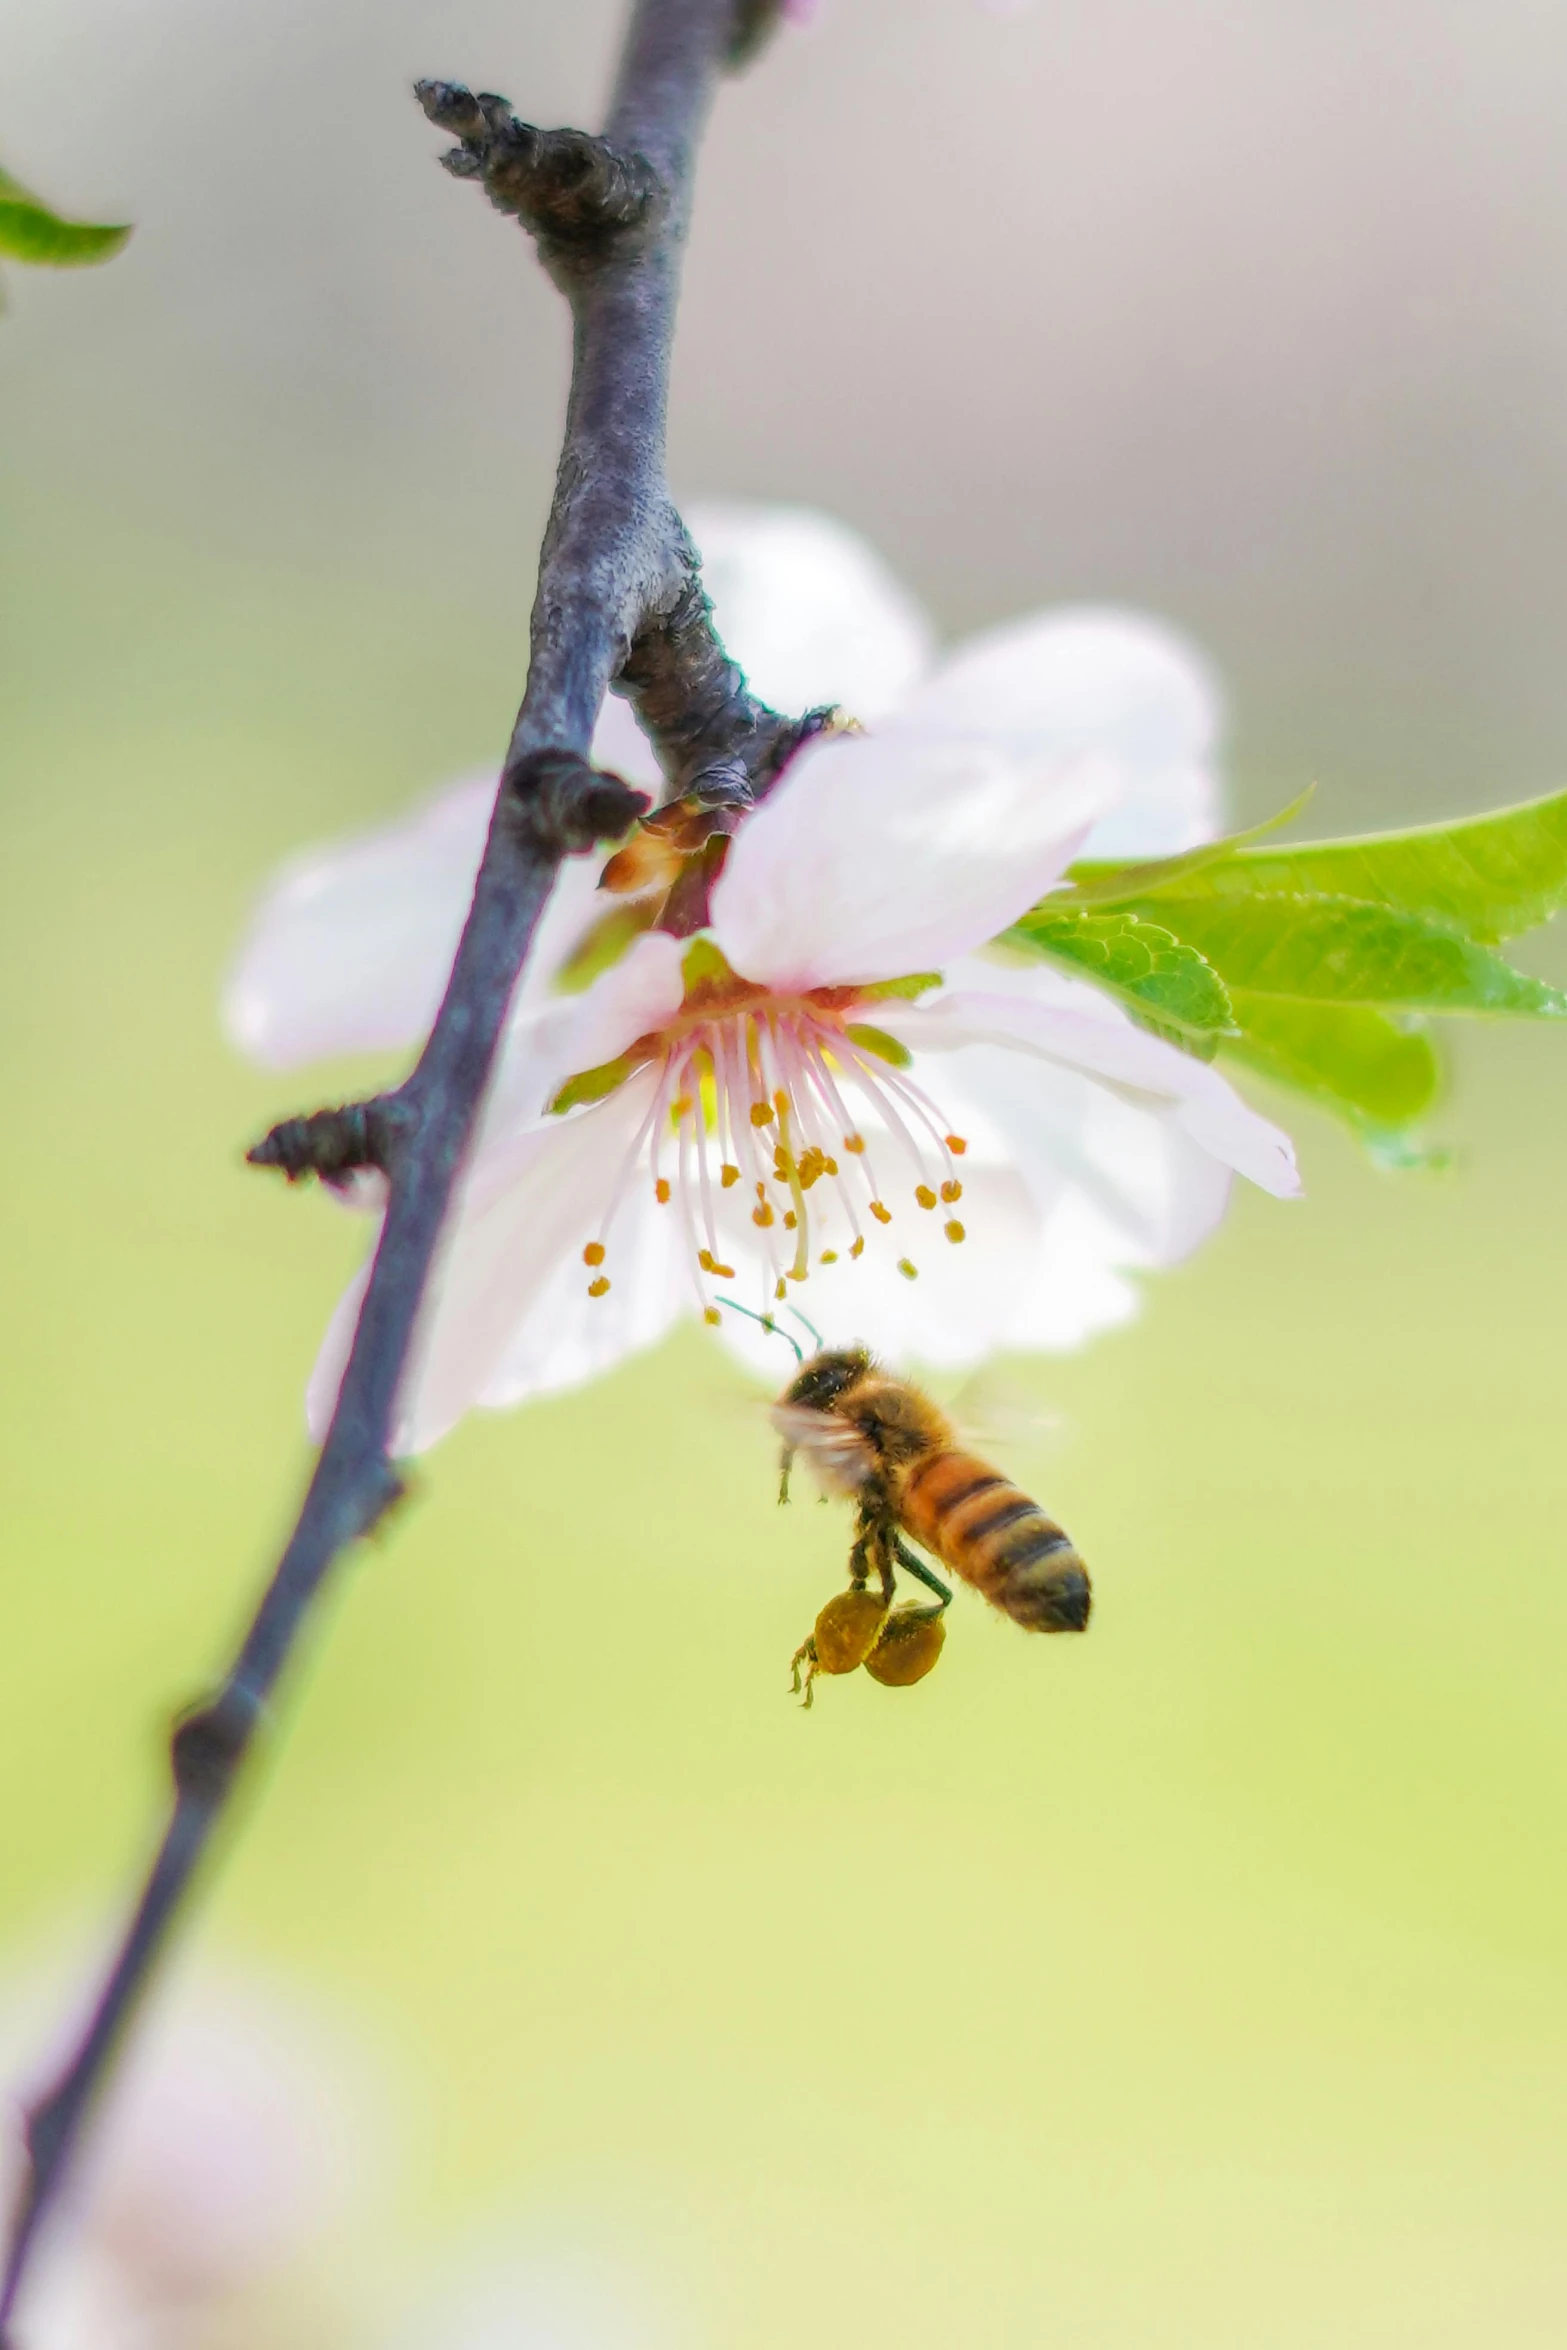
[[0, 2, 783, 2328]]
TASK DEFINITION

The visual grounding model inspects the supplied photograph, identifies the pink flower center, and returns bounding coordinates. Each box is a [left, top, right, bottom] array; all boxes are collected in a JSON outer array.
[[580, 990, 968, 1317]]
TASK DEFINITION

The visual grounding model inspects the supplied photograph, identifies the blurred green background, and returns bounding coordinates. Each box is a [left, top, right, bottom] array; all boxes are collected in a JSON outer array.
[[4, 1, 1567, 2342]]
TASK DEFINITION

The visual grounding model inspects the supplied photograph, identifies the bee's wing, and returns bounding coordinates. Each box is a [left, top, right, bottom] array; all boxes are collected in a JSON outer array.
[[945, 1369, 1069, 1459], [769, 1403, 877, 1494]]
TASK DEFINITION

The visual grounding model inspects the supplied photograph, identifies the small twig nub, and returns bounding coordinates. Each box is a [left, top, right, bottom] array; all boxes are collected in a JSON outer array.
[[503, 750, 651, 855], [415, 80, 664, 256], [246, 1095, 404, 1184]]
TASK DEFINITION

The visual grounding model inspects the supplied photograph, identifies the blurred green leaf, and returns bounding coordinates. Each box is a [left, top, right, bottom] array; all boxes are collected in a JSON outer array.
[[1219, 997, 1443, 1134], [1111, 786, 1567, 944], [1005, 906, 1234, 1041], [1118, 893, 1567, 1017], [0, 164, 131, 267], [1061, 787, 1316, 908]]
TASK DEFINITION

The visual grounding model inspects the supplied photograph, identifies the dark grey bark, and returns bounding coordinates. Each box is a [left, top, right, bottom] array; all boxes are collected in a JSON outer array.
[[0, 0, 794, 2328]]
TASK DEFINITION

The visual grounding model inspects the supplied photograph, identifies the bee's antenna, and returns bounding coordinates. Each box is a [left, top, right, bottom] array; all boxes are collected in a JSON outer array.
[[785, 1303, 823, 1349], [712, 1296, 805, 1365]]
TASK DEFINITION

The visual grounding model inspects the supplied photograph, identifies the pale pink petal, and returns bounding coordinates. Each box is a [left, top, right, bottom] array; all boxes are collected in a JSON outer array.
[[708, 1157, 1046, 1380], [894, 607, 1223, 858], [308, 1070, 663, 1454], [936, 1037, 1233, 1269], [224, 778, 614, 1069], [224, 775, 494, 1067], [884, 984, 1301, 1198], [998, 1194, 1146, 1350], [479, 1195, 685, 1410], [709, 731, 1118, 990], [590, 693, 664, 793], [482, 929, 686, 1137], [686, 501, 934, 721]]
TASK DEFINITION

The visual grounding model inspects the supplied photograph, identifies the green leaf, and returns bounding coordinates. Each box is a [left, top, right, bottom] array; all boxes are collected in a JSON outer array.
[[1121, 892, 1567, 1017], [1219, 997, 1443, 1131], [0, 166, 131, 267], [1060, 788, 1317, 908], [1118, 786, 1567, 945], [1004, 907, 1233, 1042]]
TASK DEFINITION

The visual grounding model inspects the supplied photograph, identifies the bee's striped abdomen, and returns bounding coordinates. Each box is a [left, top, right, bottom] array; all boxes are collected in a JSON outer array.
[[901, 1449, 1091, 1634]]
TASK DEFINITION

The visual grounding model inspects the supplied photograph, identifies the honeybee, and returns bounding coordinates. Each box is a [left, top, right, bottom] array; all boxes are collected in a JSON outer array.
[[774, 1347, 1092, 1643]]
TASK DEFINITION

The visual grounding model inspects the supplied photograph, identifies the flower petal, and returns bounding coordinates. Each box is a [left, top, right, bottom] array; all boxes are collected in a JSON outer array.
[[479, 1198, 686, 1412], [997, 1193, 1147, 1351], [308, 1068, 666, 1454], [686, 500, 935, 721], [482, 928, 686, 1137], [224, 776, 494, 1067], [708, 1156, 1047, 1380], [937, 1036, 1233, 1269], [224, 778, 612, 1069], [884, 981, 1301, 1198], [710, 732, 1119, 990], [893, 606, 1223, 857], [589, 692, 664, 792]]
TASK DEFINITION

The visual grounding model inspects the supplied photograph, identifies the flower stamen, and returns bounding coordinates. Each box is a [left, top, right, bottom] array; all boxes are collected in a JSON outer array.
[[562, 990, 976, 1323]]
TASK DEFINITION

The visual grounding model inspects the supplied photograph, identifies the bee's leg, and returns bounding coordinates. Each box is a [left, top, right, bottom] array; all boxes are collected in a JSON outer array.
[[777, 1446, 795, 1507], [846, 1527, 874, 1589], [890, 1532, 952, 1610], [790, 1635, 818, 1707], [871, 1517, 898, 1608]]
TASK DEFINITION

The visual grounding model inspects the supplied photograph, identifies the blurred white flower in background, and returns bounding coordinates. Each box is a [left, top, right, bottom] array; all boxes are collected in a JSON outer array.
[[226, 504, 1297, 1450], [381, 2232, 670, 2350], [0, 1956, 375, 2348]]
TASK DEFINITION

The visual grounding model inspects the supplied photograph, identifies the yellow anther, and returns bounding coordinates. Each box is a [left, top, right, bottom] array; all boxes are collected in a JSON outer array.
[[843, 1132, 865, 1153], [750, 1101, 775, 1127], [897, 1258, 919, 1280], [944, 1219, 966, 1244], [940, 1178, 963, 1204], [654, 1178, 671, 1204], [914, 1184, 937, 1210], [850, 1236, 865, 1259], [773, 1089, 790, 1113], [869, 1200, 892, 1225], [945, 1133, 968, 1155], [786, 1267, 809, 1283], [587, 1276, 611, 1298], [783, 1210, 798, 1230], [775, 1278, 788, 1301], [824, 1156, 839, 1176], [698, 1249, 736, 1278], [703, 1306, 722, 1326], [721, 1164, 740, 1188], [820, 1249, 839, 1264], [753, 1204, 776, 1227], [670, 1094, 693, 1118], [582, 1241, 606, 1267]]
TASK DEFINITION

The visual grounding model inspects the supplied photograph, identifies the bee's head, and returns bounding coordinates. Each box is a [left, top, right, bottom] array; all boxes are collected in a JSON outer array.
[[784, 1346, 873, 1411]]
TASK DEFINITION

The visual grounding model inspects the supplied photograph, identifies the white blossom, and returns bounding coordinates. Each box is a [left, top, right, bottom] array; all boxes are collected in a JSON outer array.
[[0, 1961, 372, 2346], [225, 504, 1297, 1452]]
